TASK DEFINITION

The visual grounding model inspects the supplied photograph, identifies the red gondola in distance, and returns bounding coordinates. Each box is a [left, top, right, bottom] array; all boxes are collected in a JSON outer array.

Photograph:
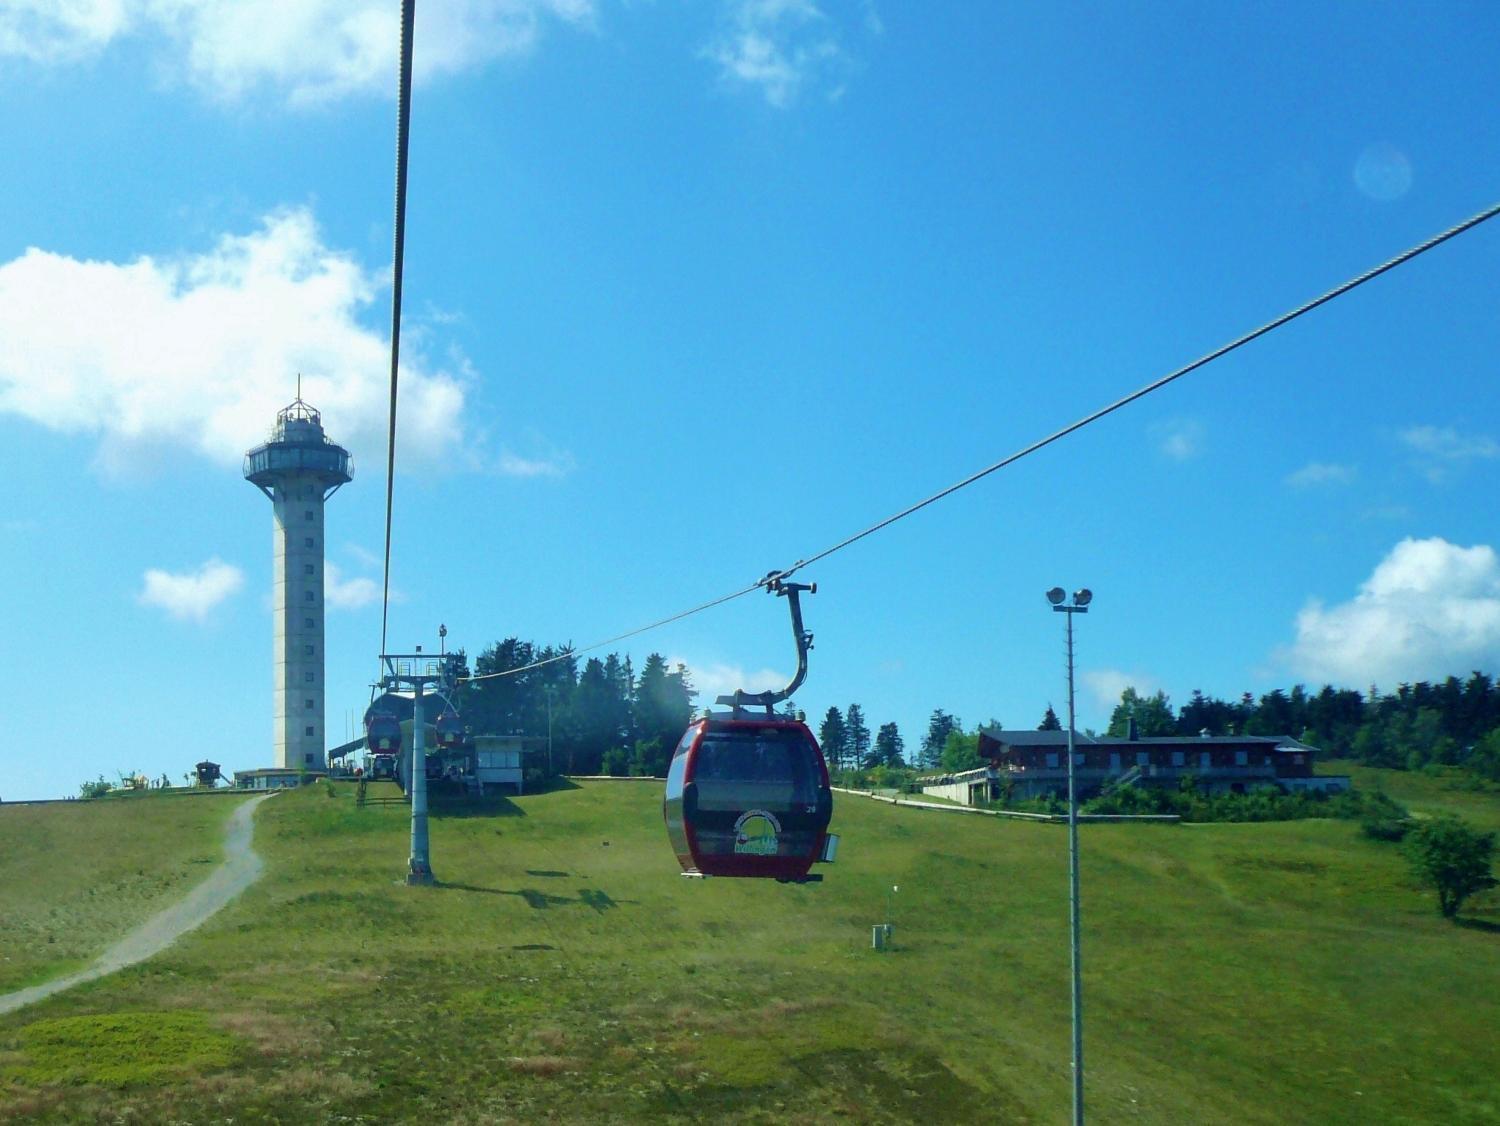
[[664, 714, 832, 880], [435, 708, 466, 749], [364, 708, 402, 754]]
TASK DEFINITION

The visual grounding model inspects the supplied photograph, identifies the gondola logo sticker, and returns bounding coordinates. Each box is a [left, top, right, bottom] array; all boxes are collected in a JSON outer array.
[[733, 810, 782, 856]]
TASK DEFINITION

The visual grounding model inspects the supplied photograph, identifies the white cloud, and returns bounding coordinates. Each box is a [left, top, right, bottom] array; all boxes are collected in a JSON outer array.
[[497, 448, 574, 478], [1285, 537, 1500, 686], [139, 556, 243, 621], [1398, 426, 1499, 482], [1285, 461, 1357, 489], [325, 560, 381, 610], [702, 0, 852, 107], [669, 656, 792, 705], [1082, 668, 1157, 711], [1150, 418, 1203, 462], [0, 1, 595, 104], [0, 208, 479, 476], [0, 0, 129, 62]]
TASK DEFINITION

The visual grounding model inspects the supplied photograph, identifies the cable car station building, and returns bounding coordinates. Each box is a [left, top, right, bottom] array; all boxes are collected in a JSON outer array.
[[920, 726, 1348, 806]]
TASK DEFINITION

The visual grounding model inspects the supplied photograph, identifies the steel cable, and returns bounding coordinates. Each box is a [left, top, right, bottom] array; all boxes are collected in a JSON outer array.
[[379, 0, 416, 658], [461, 202, 1500, 683]]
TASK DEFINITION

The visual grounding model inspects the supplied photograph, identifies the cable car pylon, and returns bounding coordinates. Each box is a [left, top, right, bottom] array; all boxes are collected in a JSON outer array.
[[663, 577, 837, 881]]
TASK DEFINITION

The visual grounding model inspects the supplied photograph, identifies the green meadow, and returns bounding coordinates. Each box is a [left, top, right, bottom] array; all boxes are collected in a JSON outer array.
[[1, 773, 1496, 1123], [0, 794, 249, 993]]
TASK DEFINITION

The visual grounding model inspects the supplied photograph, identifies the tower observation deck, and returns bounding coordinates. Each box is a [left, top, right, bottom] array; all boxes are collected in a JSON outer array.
[[244, 393, 353, 772]]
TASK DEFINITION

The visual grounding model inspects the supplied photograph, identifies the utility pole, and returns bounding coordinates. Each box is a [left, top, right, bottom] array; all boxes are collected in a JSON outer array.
[[1047, 586, 1093, 1126]]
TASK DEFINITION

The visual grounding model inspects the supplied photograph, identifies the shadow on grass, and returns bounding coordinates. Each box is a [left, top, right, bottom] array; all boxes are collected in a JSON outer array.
[[525, 777, 583, 795], [441, 884, 633, 912], [428, 794, 526, 820], [1454, 916, 1500, 933]]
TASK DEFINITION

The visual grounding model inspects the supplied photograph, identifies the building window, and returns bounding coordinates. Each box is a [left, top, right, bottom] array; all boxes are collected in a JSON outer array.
[[1074, 753, 1085, 767], [305, 510, 314, 521], [305, 752, 315, 764], [304, 698, 314, 710], [1235, 750, 1248, 766], [1109, 752, 1121, 771], [304, 672, 315, 683], [1200, 752, 1211, 769], [1046, 752, 1059, 769], [1136, 751, 1149, 767], [305, 726, 315, 737], [304, 645, 314, 656], [304, 564, 314, 575], [1172, 751, 1185, 767], [304, 537, 315, 548], [305, 591, 315, 602], [304, 617, 314, 628]]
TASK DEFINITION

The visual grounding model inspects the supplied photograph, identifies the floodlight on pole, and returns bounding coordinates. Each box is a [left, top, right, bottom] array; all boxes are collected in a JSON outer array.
[[1047, 585, 1092, 1126]]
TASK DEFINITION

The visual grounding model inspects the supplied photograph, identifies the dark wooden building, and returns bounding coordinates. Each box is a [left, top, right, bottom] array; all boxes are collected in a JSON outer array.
[[958, 727, 1347, 802]]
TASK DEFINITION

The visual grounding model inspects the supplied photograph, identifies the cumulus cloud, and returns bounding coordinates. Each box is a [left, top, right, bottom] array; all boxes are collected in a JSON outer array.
[[1285, 461, 1357, 489], [702, 0, 855, 107], [0, 0, 129, 63], [1150, 418, 1203, 462], [1082, 668, 1157, 711], [670, 656, 792, 705], [1285, 537, 1500, 686], [497, 449, 574, 478], [139, 556, 243, 621], [0, 0, 595, 104], [325, 560, 381, 610], [1399, 425, 1499, 482], [0, 208, 478, 476]]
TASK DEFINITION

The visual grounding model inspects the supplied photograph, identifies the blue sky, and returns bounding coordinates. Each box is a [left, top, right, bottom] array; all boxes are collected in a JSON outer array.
[[1, 1, 1498, 800]]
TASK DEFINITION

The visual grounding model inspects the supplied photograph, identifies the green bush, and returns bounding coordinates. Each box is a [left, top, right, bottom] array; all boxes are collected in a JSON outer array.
[[1404, 815, 1498, 918], [1077, 783, 1407, 826]]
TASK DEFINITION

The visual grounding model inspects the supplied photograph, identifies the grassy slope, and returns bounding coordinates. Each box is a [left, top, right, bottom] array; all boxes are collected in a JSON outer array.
[[0, 776, 1496, 1123], [0, 793, 248, 992], [1323, 759, 1500, 833]]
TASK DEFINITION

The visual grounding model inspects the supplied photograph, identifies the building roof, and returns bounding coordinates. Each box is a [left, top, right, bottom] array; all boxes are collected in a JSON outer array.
[[977, 728, 1318, 753]]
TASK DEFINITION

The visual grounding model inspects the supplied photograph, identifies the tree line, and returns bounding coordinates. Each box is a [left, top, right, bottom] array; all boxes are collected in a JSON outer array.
[[457, 638, 1500, 786], [458, 640, 696, 778], [1101, 671, 1500, 779], [457, 638, 931, 780]]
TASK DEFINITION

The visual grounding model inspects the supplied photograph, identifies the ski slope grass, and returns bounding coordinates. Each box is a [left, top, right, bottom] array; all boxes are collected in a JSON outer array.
[[1, 774, 1497, 1122], [0, 793, 249, 993]]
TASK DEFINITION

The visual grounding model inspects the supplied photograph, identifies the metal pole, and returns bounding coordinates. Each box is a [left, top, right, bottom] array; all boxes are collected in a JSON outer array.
[[408, 679, 434, 884], [1065, 608, 1084, 1125], [546, 686, 554, 777]]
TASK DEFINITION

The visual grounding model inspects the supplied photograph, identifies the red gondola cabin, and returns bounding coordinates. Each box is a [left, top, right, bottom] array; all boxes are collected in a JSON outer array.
[[664, 715, 832, 880]]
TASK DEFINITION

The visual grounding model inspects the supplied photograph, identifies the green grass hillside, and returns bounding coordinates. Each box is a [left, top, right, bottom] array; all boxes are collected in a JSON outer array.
[[1, 775, 1497, 1122], [0, 794, 250, 993]]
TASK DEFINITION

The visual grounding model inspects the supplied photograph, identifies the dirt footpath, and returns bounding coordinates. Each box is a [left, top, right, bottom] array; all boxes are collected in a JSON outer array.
[[0, 792, 275, 1016]]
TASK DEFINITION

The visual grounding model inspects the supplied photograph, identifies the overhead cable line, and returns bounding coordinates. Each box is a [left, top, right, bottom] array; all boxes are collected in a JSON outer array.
[[379, 0, 417, 657], [462, 200, 1500, 685]]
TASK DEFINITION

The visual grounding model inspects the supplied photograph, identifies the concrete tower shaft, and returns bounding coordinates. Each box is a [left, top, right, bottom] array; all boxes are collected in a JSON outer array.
[[244, 395, 353, 772]]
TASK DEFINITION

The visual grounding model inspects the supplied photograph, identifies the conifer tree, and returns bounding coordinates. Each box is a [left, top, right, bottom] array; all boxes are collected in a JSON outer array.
[[818, 706, 848, 771], [846, 704, 871, 769]]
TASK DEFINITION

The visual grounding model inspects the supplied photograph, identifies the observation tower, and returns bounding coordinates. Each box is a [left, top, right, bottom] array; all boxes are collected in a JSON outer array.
[[244, 389, 353, 771]]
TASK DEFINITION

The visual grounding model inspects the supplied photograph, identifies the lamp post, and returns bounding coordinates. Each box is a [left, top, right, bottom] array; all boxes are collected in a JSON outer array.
[[1046, 585, 1092, 1126]]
